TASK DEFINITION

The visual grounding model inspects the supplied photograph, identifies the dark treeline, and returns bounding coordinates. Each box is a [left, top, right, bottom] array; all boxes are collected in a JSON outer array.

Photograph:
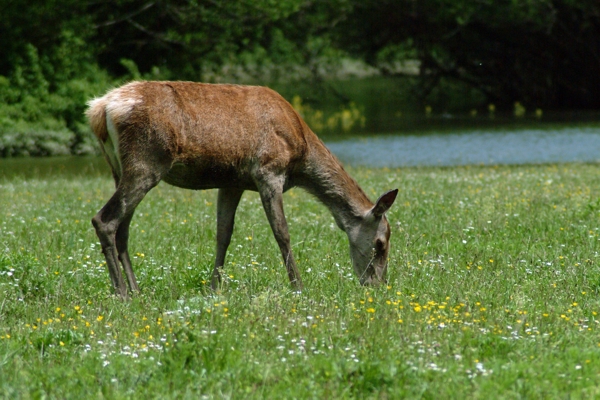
[[1, 0, 599, 156]]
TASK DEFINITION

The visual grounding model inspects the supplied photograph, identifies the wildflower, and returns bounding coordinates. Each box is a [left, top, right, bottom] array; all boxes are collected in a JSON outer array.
[[366, 308, 376, 313], [97, 315, 104, 322]]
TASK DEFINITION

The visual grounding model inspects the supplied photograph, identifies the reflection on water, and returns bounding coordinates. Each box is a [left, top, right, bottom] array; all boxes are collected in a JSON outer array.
[[0, 156, 109, 179], [326, 126, 600, 167]]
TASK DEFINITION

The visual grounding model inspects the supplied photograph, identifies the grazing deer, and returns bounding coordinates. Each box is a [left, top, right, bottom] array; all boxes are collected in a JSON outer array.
[[86, 81, 398, 298]]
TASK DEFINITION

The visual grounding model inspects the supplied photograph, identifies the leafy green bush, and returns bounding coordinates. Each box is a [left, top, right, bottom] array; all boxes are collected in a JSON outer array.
[[0, 130, 73, 157], [291, 95, 366, 134], [0, 35, 114, 157]]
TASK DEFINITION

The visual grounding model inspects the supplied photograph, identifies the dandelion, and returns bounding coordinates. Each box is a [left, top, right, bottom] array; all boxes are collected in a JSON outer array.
[[97, 315, 104, 322], [366, 308, 376, 313]]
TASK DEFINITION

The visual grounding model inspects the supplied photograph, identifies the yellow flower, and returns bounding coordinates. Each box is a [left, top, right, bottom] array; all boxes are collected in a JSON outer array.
[[366, 308, 376, 313], [97, 315, 104, 322]]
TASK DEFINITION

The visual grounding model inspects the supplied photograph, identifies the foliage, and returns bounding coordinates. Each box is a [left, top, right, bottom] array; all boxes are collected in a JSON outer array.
[[291, 95, 365, 134], [1, 0, 600, 156], [1, 158, 600, 397], [337, 0, 600, 110], [0, 17, 114, 156]]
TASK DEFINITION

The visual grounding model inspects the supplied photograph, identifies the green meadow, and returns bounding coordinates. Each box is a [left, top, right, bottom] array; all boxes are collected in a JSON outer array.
[[1, 157, 600, 398]]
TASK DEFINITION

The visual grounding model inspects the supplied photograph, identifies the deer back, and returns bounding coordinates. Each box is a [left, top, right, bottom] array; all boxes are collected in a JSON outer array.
[[87, 81, 311, 190]]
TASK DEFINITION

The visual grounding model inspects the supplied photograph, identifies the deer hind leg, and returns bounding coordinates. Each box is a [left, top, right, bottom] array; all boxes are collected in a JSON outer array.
[[104, 172, 139, 292], [116, 212, 139, 292], [256, 176, 304, 291], [211, 188, 244, 290], [92, 172, 161, 298]]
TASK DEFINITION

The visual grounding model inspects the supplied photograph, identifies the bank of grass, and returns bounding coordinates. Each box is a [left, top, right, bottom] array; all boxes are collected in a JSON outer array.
[[1, 158, 600, 398]]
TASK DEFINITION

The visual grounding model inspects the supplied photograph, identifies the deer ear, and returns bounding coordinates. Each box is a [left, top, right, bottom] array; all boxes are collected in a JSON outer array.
[[371, 189, 398, 218]]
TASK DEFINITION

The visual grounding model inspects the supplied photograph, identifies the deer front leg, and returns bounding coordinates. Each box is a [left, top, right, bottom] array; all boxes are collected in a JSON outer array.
[[211, 188, 244, 290], [257, 179, 304, 290]]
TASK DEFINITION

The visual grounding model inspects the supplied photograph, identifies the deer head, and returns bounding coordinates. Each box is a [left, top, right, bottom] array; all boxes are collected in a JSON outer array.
[[347, 189, 398, 286]]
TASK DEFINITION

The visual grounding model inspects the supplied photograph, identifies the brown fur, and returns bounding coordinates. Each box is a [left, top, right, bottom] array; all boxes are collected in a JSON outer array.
[[86, 81, 397, 297]]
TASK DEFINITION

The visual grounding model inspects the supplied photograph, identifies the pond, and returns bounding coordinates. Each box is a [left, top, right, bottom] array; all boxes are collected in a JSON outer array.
[[326, 122, 600, 167], [1, 120, 599, 177]]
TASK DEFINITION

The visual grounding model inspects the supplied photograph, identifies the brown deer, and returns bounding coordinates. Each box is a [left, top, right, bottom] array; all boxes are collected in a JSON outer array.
[[86, 81, 398, 298]]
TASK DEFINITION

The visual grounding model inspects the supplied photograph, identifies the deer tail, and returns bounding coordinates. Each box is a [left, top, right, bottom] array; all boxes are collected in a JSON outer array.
[[86, 97, 122, 179], [86, 98, 109, 142]]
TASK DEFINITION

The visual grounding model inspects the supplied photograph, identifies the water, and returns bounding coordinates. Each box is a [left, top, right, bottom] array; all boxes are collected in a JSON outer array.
[[1, 123, 600, 177], [326, 125, 600, 167]]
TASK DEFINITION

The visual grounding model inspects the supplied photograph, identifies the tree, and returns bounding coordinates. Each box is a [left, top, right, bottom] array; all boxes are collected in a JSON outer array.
[[337, 0, 600, 110]]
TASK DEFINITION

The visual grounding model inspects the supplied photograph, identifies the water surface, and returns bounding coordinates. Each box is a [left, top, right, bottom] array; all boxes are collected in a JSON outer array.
[[326, 126, 600, 167], [1, 124, 599, 177]]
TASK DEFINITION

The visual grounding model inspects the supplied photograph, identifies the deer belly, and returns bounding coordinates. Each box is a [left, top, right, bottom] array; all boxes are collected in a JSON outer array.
[[163, 161, 257, 190]]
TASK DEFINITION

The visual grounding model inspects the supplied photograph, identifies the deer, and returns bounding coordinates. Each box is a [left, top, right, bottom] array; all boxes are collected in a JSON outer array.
[[86, 81, 398, 298]]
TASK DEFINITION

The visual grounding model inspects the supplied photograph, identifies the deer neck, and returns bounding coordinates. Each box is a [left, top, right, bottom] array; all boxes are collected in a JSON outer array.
[[298, 138, 373, 232]]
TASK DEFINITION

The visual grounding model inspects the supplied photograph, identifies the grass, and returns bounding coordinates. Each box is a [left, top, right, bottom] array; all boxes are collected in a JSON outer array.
[[1, 157, 600, 398]]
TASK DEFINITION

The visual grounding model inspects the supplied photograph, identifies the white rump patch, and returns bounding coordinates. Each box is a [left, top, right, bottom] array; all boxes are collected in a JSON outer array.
[[104, 113, 122, 178], [104, 82, 144, 121]]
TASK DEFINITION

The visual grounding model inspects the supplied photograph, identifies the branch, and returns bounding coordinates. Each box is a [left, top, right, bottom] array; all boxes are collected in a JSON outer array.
[[94, 2, 156, 28], [126, 18, 186, 47]]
